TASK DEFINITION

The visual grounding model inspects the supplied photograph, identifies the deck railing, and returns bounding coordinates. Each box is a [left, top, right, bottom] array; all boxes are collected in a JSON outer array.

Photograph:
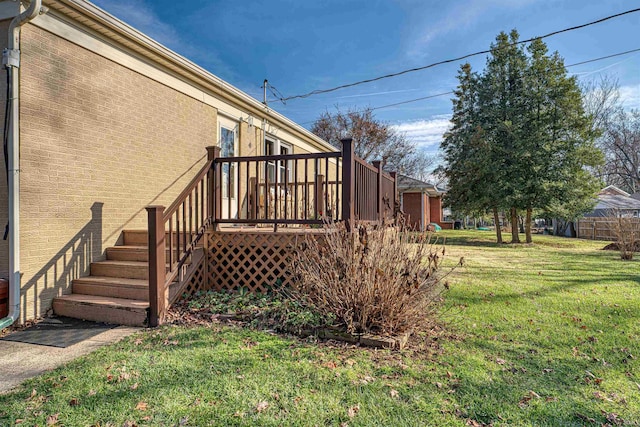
[[145, 146, 217, 327], [147, 139, 396, 325], [212, 138, 396, 231]]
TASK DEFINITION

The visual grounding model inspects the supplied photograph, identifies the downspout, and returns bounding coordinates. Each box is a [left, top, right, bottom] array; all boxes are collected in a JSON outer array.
[[0, 0, 46, 330]]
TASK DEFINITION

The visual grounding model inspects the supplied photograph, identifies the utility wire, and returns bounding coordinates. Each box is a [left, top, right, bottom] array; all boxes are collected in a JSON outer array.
[[276, 7, 640, 102], [295, 47, 640, 125]]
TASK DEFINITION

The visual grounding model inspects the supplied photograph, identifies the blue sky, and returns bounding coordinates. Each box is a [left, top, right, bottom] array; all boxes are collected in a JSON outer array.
[[92, 0, 639, 157]]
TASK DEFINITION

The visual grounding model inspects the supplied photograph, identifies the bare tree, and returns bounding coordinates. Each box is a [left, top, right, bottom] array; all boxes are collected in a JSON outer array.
[[582, 76, 640, 194], [582, 75, 621, 134], [311, 108, 435, 178], [600, 110, 640, 194]]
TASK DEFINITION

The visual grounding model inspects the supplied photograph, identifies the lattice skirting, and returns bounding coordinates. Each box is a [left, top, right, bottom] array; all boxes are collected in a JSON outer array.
[[181, 255, 208, 297], [205, 230, 324, 293]]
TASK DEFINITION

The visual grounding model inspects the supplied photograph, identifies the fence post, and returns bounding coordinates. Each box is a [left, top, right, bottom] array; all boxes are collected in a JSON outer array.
[[207, 146, 221, 231], [372, 160, 383, 221], [146, 206, 166, 327], [341, 138, 355, 232], [315, 174, 324, 218]]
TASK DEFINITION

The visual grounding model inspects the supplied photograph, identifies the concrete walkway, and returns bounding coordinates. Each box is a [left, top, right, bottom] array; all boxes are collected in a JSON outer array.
[[0, 326, 140, 394]]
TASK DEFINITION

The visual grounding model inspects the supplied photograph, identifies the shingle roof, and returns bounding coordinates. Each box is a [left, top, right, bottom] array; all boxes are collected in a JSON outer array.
[[594, 194, 640, 211]]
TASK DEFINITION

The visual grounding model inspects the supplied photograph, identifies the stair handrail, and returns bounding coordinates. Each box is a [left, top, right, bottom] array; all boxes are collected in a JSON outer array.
[[146, 146, 219, 326]]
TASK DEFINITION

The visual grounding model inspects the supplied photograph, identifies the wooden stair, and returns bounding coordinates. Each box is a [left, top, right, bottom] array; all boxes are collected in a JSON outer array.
[[53, 230, 156, 327]]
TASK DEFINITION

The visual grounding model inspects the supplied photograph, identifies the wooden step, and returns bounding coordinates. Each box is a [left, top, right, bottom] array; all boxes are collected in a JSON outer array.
[[91, 260, 148, 280], [122, 230, 199, 246], [107, 246, 148, 262], [53, 294, 148, 327], [106, 246, 177, 262], [123, 230, 149, 246], [73, 276, 148, 301]]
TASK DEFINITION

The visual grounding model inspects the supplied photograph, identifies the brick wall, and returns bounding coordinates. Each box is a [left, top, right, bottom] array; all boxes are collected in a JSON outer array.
[[402, 192, 423, 230], [429, 196, 442, 224], [16, 24, 217, 321]]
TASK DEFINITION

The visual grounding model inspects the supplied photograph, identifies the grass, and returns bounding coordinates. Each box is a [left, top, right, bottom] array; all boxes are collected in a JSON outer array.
[[1, 231, 638, 426]]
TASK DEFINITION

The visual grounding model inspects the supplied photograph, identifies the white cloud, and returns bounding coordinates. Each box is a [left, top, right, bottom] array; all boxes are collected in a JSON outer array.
[[407, 0, 539, 58], [392, 115, 451, 153], [91, 0, 233, 77], [93, 0, 179, 49], [619, 84, 640, 110]]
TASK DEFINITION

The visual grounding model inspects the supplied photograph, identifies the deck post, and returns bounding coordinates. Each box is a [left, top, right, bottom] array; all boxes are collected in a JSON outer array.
[[146, 205, 166, 327], [207, 146, 221, 230], [373, 160, 383, 221], [341, 138, 355, 232]]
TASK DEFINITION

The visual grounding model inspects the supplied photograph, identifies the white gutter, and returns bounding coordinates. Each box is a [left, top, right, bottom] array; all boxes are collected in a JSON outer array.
[[0, 0, 47, 330]]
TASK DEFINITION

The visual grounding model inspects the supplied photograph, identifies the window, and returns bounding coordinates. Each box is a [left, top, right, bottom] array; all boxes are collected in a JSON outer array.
[[220, 126, 236, 199], [265, 137, 292, 183]]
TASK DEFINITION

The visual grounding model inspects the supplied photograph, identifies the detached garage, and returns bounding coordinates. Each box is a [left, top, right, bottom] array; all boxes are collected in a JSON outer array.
[[397, 175, 451, 231]]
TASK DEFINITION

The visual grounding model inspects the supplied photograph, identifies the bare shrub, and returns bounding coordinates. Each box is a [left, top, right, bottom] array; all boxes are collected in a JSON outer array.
[[288, 221, 454, 336], [607, 212, 639, 260]]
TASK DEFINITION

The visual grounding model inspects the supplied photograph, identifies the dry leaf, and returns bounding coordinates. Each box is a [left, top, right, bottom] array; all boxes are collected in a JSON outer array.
[[46, 413, 59, 426], [255, 401, 269, 413], [446, 371, 453, 378], [435, 382, 443, 389], [233, 411, 245, 418], [122, 422, 138, 427], [323, 361, 337, 369], [347, 404, 360, 418], [134, 338, 143, 346], [135, 401, 148, 411], [14, 420, 23, 424], [496, 358, 506, 365], [576, 413, 596, 423], [30, 389, 37, 399], [69, 398, 80, 406], [593, 391, 613, 402], [130, 382, 139, 390], [390, 389, 399, 398]]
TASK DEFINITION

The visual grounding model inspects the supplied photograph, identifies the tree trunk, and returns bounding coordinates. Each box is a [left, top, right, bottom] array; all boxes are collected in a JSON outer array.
[[525, 207, 532, 243], [510, 207, 520, 243], [493, 207, 503, 244]]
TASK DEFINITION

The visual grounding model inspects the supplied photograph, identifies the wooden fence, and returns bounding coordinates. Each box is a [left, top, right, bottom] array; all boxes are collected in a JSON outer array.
[[577, 217, 640, 241]]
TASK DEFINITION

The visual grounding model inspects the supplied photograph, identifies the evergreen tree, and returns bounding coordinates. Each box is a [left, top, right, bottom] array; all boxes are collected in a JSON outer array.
[[441, 31, 603, 243]]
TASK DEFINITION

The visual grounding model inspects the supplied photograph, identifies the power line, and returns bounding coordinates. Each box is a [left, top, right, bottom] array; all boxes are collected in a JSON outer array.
[[296, 47, 640, 125], [275, 8, 640, 103]]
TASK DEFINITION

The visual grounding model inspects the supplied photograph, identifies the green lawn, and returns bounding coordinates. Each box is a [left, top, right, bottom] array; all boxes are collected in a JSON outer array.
[[1, 231, 638, 426]]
